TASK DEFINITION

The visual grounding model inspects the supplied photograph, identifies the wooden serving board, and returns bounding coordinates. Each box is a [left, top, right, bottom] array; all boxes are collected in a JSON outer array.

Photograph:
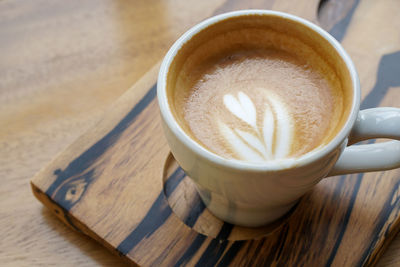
[[31, 0, 400, 266]]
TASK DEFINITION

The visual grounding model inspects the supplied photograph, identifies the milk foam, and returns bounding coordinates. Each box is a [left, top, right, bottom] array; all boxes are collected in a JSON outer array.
[[220, 91, 293, 162], [175, 48, 342, 163]]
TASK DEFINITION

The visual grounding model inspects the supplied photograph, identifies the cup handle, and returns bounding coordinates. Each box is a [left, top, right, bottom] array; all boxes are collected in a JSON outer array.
[[328, 108, 400, 176]]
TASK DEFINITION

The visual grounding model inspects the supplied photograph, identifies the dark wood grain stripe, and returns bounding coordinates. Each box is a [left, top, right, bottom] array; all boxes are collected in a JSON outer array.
[[164, 167, 186, 198], [116, 166, 186, 255], [174, 234, 207, 267], [216, 241, 246, 267], [35, 187, 82, 232], [326, 0, 361, 42], [274, 223, 290, 262], [247, 239, 266, 266], [51, 169, 95, 211], [183, 192, 206, 228], [116, 192, 171, 256], [195, 223, 234, 267], [325, 174, 363, 265], [361, 51, 400, 109], [321, 1, 400, 111], [46, 84, 157, 210], [358, 177, 400, 266], [164, 167, 206, 227]]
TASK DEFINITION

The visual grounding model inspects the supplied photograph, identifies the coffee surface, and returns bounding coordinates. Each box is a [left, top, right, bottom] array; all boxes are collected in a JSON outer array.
[[172, 47, 343, 162]]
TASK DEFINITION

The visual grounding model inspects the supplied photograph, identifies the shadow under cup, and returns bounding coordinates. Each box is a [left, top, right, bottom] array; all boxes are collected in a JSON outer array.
[[160, 12, 356, 227]]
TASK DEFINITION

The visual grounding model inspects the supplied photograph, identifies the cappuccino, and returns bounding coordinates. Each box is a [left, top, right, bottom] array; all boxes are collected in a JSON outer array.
[[167, 16, 351, 163]]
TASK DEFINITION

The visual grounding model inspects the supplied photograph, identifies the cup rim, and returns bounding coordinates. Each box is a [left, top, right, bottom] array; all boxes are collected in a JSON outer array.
[[157, 9, 360, 171]]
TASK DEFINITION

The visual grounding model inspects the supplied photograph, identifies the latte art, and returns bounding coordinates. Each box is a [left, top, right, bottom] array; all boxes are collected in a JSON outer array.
[[219, 91, 293, 162], [171, 43, 345, 163]]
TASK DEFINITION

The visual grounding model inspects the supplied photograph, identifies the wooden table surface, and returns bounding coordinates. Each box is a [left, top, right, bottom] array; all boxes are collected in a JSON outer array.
[[1, 0, 399, 266]]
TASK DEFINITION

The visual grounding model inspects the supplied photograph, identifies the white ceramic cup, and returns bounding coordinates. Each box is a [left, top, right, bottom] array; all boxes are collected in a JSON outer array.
[[157, 10, 400, 227]]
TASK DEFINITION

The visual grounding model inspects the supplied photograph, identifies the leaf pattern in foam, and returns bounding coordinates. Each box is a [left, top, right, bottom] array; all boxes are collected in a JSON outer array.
[[263, 104, 274, 159], [267, 94, 292, 159], [235, 129, 269, 159], [219, 91, 293, 162], [219, 122, 265, 162], [223, 92, 257, 128]]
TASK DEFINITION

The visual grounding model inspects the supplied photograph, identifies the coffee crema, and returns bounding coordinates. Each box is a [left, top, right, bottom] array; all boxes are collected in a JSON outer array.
[[167, 16, 352, 163]]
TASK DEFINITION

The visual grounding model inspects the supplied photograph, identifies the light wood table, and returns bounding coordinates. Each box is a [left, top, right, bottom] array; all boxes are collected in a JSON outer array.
[[1, 0, 399, 266]]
